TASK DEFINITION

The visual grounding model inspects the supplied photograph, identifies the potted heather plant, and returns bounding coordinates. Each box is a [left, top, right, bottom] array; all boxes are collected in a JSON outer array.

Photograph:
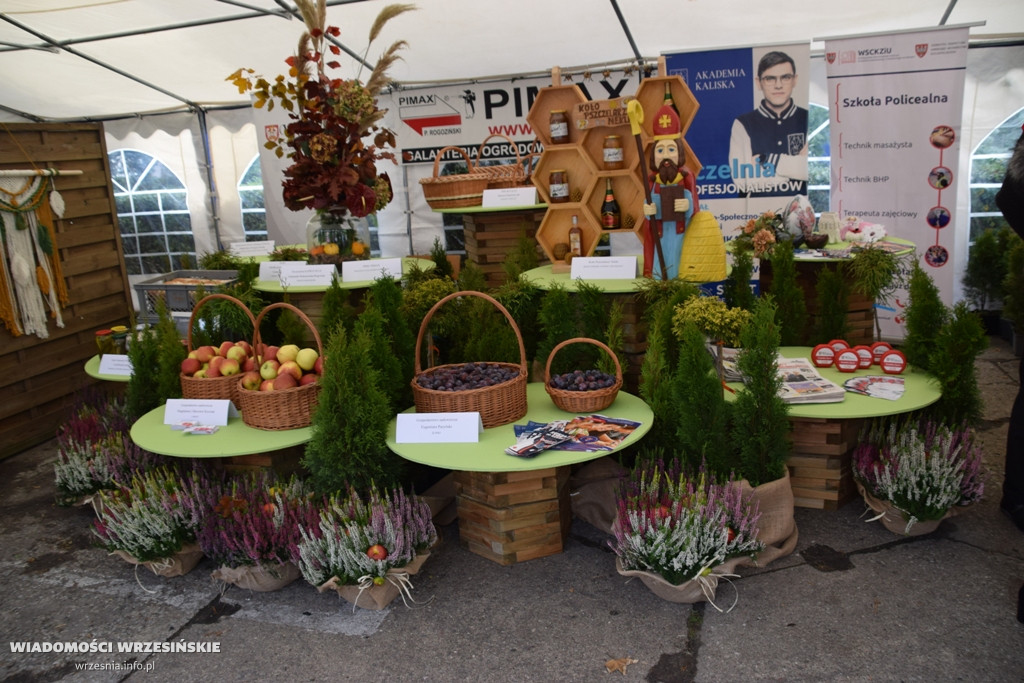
[[201, 474, 321, 592], [853, 418, 984, 536], [297, 485, 437, 611], [611, 456, 763, 609], [93, 465, 217, 577]]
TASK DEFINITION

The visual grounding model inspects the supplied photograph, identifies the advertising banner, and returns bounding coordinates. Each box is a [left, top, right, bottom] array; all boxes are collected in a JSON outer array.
[[664, 44, 811, 296], [825, 26, 969, 339]]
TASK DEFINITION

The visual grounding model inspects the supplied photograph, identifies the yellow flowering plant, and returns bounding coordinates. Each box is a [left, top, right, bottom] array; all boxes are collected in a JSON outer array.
[[672, 295, 752, 348]]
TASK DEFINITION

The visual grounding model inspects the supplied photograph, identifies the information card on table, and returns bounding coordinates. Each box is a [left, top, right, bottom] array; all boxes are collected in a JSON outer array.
[[98, 354, 132, 376], [395, 412, 483, 443], [163, 399, 238, 427], [570, 256, 637, 280], [342, 258, 402, 282], [230, 240, 274, 257], [279, 264, 336, 287], [481, 186, 537, 208]]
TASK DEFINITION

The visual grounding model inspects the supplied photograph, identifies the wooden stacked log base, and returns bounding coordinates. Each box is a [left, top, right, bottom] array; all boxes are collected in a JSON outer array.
[[209, 445, 305, 478], [462, 209, 547, 289], [453, 466, 572, 565], [786, 417, 863, 509]]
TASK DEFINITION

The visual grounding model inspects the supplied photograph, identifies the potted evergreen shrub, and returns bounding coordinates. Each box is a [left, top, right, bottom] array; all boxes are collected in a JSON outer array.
[[1002, 238, 1024, 354], [962, 226, 1014, 334], [610, 457, 763, 609], [297, 485, 437, 611], [853, 418, 984, 535]]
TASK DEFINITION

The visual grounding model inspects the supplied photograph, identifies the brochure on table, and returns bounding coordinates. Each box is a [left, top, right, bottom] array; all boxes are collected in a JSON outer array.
[[163, 398, 239, 427], [570, 256, 637, 280], [776, 357, 846, 404], [98, 354, 132, 376], [395, 412, 483, 443]]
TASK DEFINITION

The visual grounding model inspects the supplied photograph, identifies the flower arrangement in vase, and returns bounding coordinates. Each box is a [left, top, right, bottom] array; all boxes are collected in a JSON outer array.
[[228, 1, 415, 264], [853, 418, 984, 536], [297, 485, 436, 610], [200, 474, 321, 592], [610, 457, 763, 608], [93, 465, 219, 577]]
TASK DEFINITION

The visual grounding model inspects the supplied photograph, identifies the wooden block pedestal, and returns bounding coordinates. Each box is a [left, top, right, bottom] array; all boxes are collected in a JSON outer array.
[[453, 466, 572, 565], [786, 417, 864, 509], [211, 445, 305, 478], [463, 209, 547, 289]]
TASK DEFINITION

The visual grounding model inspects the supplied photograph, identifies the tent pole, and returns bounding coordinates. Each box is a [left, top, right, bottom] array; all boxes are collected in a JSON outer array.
[[196, 109, 224, 252], [404, 165, 414, 256], [607, 0, 645, 69]]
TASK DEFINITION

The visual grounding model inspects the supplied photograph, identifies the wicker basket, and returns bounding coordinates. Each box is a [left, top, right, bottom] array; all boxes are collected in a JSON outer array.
[[235, 302, 322, 431], [411, 291, 528, 428], [419, 146, 490, 210], [474, 134, 530, 190], [180, 293, 258, 405], [544, 337, 622, 413]]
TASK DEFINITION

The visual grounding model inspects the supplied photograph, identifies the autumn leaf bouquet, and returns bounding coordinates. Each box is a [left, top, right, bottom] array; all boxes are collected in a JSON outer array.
[[611, 457, 763, 606], [733, 211, 783, 257], [228, 1, 415, 220], [297, 484, 436, 610]]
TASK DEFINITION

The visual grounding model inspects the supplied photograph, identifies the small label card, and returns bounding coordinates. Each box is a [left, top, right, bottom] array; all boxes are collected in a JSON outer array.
[[343, 258, 402, 282], [163, 398, 238, 428], [279, 264, 335, 287], [230, 240, 275, 257], [258, 261, 284, 282], [395, 412, 483, 443], [570, 256, 637, 280], [482, 186, 538, 208], [98, 354, 132, 376]]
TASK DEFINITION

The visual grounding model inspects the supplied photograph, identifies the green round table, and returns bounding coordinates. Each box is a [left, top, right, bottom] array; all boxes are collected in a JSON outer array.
[[725, 346, 941, 419], [84, 355, 131, 382], [387, 382, 652, 565], [130, 404, 312, 459]]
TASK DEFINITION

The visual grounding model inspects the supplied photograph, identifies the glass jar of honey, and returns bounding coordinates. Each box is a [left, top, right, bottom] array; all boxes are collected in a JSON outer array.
[[602, 135, 624, 170]]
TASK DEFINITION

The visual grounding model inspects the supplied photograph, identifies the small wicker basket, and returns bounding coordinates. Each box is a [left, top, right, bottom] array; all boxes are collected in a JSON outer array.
[[180, 293, 258, 405], [544, 337, 622, 413], [411, 291, 528, 428], [474, 134, 530, 190], [235, 302, 322, 431], [419, 146, 490, 210]]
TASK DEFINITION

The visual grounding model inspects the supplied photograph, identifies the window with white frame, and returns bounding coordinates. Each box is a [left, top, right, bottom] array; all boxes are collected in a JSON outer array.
[[969, 108, 1024, 242], [108, 149, 194, 275]]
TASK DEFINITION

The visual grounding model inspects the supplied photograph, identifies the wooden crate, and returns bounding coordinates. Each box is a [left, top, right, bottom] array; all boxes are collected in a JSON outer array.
[[786, 416, 864, 509], [462, 209, 547, 289], [453, 466, 572, 565]]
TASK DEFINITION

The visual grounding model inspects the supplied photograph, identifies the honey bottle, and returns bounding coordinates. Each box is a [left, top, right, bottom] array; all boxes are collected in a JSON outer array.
[[568, 215, 583, 257]]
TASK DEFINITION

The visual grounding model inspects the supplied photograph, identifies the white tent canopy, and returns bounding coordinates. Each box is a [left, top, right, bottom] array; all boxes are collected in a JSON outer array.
[[0, 0, 1020, 122]]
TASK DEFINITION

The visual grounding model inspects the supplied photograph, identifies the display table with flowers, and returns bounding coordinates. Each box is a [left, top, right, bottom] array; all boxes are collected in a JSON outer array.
[[386, 382, 653, 565], [725, 346, 941, 509]]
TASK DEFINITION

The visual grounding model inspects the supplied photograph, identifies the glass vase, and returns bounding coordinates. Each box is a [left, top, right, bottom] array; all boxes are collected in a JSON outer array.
[[306, 208, 372, 265]]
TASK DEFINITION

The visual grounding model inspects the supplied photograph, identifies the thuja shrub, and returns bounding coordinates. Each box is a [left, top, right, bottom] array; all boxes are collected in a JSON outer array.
[[673, 320, 733, 476]]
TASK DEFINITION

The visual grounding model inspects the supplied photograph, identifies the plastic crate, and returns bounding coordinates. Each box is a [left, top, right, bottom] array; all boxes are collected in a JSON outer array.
[[133, 270, 239, 323]]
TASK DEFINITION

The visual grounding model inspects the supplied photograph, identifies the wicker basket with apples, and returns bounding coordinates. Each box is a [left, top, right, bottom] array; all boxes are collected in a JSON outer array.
[[180, 294, 258, 404]]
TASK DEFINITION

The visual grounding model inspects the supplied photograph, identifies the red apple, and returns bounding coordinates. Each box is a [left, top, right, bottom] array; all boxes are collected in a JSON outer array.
[[299, 373, 318, 386], [366, 544, 388, 561], [313, 355, 324, 375], [220, 358, 241, 376], [240, 371, 261, 391], [278, 360, 302, 381], [181, 357, 201, 376], [218, 341, 235, 357], [234, 340, 252, 356], [243, 357, 256, 373], [194, 345, 217, 363], [261, 345, 279, 363], [260, 360, 279, 380], [259, 379, 275, 392], [272, 372, 298, 391]]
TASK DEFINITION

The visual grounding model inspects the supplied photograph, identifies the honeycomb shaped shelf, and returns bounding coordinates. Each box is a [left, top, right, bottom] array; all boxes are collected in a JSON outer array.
[[533, 147, 596, 205], [535, 205, 603, 263], [585, 172, 645, 234], [525, 85, 588, 148], [580, 124, 641, 175]]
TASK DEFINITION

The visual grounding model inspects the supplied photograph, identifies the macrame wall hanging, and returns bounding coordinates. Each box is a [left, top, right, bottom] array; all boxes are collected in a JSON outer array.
[[0, 168, 75, 339]]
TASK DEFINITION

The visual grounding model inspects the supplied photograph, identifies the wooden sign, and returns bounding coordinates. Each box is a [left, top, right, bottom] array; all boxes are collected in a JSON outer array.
[[573, 97, 633, 130]]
